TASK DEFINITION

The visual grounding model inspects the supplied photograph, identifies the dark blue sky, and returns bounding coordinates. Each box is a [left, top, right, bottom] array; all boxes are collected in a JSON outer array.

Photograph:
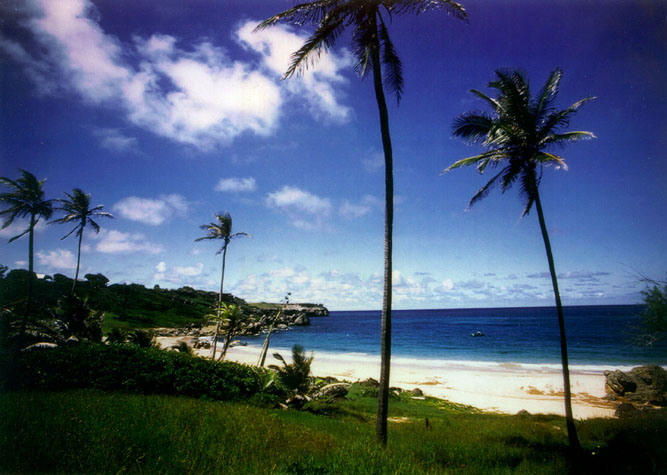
[[1, 0, 665, 309]]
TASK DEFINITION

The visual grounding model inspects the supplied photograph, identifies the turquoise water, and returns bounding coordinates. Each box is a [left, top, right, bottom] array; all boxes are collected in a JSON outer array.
[[237, 305, 666, 370]]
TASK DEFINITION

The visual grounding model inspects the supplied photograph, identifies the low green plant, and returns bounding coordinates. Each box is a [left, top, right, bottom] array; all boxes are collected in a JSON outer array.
[[269, 344, 313, 397]]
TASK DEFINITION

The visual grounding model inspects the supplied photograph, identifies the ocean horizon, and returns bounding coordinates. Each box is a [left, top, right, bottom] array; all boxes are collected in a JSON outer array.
[[233, 304, 667, 371]]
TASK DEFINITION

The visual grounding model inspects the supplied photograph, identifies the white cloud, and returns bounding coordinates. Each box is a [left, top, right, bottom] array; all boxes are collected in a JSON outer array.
[[92, 127, 138, 152], [95, 229, 164, 254], [440, 279, 454, 292], [113, 194, 187, 225], [154, 261, 204, 285], [236, 20, 352, 122], [215, 177, 257, 193], [362, 152, 384, 173], [339, 195, 381, 218], [266, 186, 332, 230], [36, 249, 77, 270], [4, 4, 355, 150], [4, 1, 284, 150]]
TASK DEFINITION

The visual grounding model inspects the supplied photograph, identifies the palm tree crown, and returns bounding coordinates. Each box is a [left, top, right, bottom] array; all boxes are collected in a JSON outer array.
[[195, 212, 250, 253], [444, 68, 595, 214], [0, 169, 54, 246], [50, 188, 113, 293], [51, 188, 113, 240], [257, 0, 466, 102]]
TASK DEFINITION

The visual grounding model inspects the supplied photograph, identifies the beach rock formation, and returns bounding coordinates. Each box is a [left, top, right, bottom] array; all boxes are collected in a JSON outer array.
[[312, 383, 350, 401], [605, 365, 667, 406]]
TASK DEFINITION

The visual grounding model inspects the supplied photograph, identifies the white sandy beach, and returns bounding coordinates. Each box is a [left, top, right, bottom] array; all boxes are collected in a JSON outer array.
[[157, 336, 618, 419]]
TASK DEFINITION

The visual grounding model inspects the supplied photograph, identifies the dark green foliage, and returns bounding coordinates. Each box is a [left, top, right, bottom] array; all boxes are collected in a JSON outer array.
[[637, 276, 667, 346], [127, 329, 156, 348], [1, 344, 261, 401], [55, 293, 103, 342], [0, 268, 247, 331], [269, 344, 313, 396]]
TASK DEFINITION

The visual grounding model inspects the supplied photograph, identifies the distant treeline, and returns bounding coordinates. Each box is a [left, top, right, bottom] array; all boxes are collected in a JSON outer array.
[[0, 269, 245, 330]]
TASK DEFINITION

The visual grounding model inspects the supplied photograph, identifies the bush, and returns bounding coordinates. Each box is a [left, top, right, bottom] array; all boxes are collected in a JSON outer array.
[[1, 343, 262, 401]]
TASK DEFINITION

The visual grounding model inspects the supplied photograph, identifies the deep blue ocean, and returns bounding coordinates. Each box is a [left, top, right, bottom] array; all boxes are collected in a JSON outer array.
[[238, 305, 666, 370]]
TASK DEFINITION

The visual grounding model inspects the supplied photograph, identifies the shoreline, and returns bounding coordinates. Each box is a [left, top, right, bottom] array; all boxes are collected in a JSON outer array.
[[157, 336, 619, 419]]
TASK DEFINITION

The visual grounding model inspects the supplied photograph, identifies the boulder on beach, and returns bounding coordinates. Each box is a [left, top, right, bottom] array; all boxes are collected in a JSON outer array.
[[605, 365, 667, 406]]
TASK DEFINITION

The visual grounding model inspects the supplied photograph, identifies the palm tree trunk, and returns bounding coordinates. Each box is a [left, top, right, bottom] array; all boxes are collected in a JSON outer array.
[[211, 245, 227, 360], [19, 214, 36, 343], [258, 311, 279, 367], [369, 20, 394, 448], [220, 332, 233, 361], [534, 190, 582, 452], [71, 230, 83, 295]]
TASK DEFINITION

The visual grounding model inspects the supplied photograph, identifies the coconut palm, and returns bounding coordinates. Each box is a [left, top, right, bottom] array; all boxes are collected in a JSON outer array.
[[443, 68, 595, 452], [0, 169, 54, 340], [50, 188, 113, 294], [195, 212, 250, 359], [258, 0, 467, 446]]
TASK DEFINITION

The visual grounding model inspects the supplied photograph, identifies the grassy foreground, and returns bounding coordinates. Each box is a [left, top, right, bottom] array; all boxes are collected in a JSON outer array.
[[2, 389, 666, 474]]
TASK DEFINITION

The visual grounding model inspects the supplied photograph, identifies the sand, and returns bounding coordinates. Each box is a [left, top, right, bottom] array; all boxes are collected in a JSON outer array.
[[157, 336, 617, 419]]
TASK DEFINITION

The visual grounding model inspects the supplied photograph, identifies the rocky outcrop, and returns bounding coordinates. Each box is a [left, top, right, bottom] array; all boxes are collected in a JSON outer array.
[[605, 365, 667, 406], [283, 304, 329, 317]]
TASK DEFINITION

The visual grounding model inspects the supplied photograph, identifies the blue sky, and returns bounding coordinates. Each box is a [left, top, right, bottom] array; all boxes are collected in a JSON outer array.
[[1, 0, 665, 310]]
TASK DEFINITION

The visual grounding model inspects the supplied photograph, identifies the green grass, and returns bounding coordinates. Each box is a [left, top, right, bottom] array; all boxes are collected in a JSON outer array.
[[2, 389, 665, 474]]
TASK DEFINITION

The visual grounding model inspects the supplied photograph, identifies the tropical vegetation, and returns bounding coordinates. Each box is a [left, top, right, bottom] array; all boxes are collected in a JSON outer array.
[[443, 68, 595, 452], [50, 188, 113, 294], [0, 169, 54, 342], [196, 212, 250, 360], [258, 0, 468, 446]]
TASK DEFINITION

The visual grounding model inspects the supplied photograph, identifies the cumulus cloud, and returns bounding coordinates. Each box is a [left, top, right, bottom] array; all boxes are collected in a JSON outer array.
[[265, 186, 332, 230], [94, 229, 164, 254], [36, 249, 77, 270], [113, 194, 187, 225], [154, 261, 204, 284], [215, 177, 257, 193], [3, 3, 352, 150]]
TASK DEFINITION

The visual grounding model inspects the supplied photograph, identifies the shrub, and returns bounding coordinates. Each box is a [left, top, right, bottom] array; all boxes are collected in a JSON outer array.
[[1, 343, 261, 401]]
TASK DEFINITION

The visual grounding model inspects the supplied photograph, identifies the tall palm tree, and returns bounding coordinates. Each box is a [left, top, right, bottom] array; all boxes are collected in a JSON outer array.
[[50, 188, 113, 294], [443, 68, 594, 452], [195, 212, 250, 360], [0, 169, 54, 340], [258, 0, 467, 446]]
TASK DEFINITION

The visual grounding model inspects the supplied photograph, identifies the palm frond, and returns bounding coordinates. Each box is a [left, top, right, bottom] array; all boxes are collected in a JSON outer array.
[[452, 112, 494, 143], [8, 226, 31, 243], [539, 97, 595, 136], [285, 13, 348, 78], [255, 0, 337, 31], [540, 131, 596, 148], [469, 89, 504, 114], [536, 152, 568, 170], [389, 0, 468, 22], [534, 68, 562, 116], [378, 15, 403, 103], [442, 150, 503, 174], [467, 168, 506, 210]]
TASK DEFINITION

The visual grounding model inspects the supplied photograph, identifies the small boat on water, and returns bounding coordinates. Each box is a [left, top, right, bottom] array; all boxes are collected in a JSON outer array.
[[471, 331, 485, 337]]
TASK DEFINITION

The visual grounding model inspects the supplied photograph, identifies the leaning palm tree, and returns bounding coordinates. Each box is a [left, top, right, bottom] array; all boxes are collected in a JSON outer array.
[[195, 212, 250, 360], [0, 169, 54, 340], [443, 68, 595, 452], [258, 0, 467, 446], [50, 188, 113, 294]]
